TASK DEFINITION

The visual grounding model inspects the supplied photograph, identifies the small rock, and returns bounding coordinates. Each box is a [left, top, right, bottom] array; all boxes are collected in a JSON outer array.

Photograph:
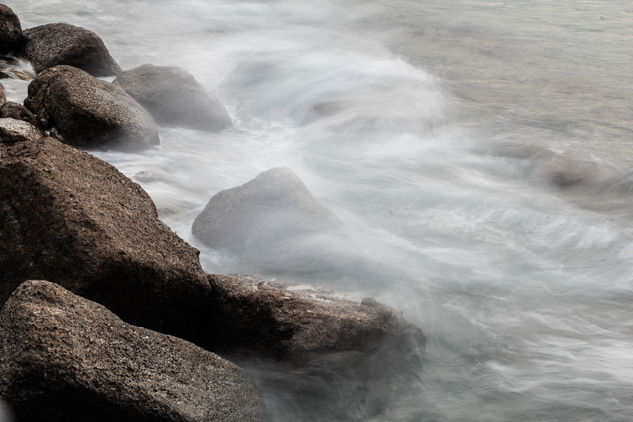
[[0, 102, 40, 127], [115, 64, 231, 131], [22, 23, 121, 76], [0, 118, 43, 143], [0, 280, 264, 422], [25, 65, 159, 151]]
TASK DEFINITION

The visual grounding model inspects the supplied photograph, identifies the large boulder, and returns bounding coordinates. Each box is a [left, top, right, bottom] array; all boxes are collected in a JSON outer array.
[[0, 280, 264, 422], [25, 65, 159, 150], [0, 4, 23, 54], [192, 168, 359, 278], [0, 127, 209, 342], [114, 64, 231, 131], [207, 274, 426, 361], [21, 23, 121, 76]]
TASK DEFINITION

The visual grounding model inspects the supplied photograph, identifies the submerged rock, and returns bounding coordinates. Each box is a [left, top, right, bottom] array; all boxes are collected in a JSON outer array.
[[0, 101, 40, 127], [22, 23, 121, 76], [25, 65, 159, 150], [0, 280, 264, 422], [0, 131, 209, 342], [0, 4, 23, 54], [193, 168, 359, 278], [115, 64, 231, 131]]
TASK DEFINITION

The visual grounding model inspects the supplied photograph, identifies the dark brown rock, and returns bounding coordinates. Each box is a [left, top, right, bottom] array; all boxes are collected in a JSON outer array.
[[0, 101, 40, 127], [0, 117, 44, 143], [192, 168, 359, 278], [0, 4, 23, 54], [0, 133, 209, 342], [25, 65, 159, 151], [0, 82, 5, 105], [22, 23, 121, 76], [0, 280, 264, 422], [114, 64, 231, 131], [208, 275, 426, 361]]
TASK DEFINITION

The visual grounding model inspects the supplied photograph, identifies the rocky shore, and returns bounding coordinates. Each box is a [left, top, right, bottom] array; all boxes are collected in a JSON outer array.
[[0, 4, 426, 421]]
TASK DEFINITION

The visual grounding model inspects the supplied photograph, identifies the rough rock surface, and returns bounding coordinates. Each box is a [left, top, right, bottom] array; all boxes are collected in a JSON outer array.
[[0, 101, 40, 127], [0, 117, 44, 143], [115, 64, 231, 131], [0, 132, 210, 342], [22, 23, 121, 76], [0, 82, 5, 105], [208, 274, 426, 361], [25, 65, 159, 150], [193, 168, 358, 277], [0, 280, 264, 422], [0, 4, 23, 54]]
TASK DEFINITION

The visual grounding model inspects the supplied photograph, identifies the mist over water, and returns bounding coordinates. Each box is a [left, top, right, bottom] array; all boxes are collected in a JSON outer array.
[[7, 0, 633, 420]]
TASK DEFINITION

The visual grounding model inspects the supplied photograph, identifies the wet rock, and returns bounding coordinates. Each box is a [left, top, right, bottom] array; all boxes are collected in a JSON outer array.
[[0, 280, 264, 422], [0, 133, 210, 342], [22, 23, 121, 76], [115, 64, 231, 131], [25, 65, 159, 150], [0, 4, 23, 54], [208, 275, 426, 361], [193, 168, 358, 278], [0, 117, 43, 144], [0, 102, 40, 127]]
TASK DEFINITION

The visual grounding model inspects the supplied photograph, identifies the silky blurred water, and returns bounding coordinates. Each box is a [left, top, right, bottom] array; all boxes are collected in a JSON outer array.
[[6, 0, 633, 420]]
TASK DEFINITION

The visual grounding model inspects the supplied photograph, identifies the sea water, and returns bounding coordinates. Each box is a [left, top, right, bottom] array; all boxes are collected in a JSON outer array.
[[6, 0, 633, 420]]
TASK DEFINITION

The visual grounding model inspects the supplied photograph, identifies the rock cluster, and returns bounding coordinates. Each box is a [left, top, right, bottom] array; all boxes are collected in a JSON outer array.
[[0, 3, 426, 421]]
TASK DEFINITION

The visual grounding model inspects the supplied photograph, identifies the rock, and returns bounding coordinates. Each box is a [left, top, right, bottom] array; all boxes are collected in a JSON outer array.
[[0, 4, 23, 54], [21, 23, 121, 76], [0, 117, 44, 143], [0, 102, 40, 127], [192, 168, 358, 278], [0, 131, 425, 364], [114, 64, 231, 131], [207, 275, 426, 361], [0, 82, 5, 105], [0, 280, 264, 422], [0, 133, 210, 342], [25, 65, 159, 150]]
